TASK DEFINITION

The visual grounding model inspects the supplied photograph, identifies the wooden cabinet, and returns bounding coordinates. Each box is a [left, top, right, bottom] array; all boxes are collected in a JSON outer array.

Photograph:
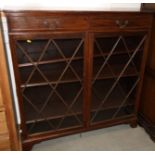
[[0, 110, 10, 150], [139, 14, 155, 142], [0, 12, 21, 150], [0, 18, 11, 151], [4, 11, 153, 150]]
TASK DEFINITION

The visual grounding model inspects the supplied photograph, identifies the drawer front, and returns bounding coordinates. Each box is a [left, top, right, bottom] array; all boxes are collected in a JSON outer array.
[[0, 134, 10, 150], [90, 14, 152, 30], [0, 112, 8, 134], [8, 16, 88, 32]]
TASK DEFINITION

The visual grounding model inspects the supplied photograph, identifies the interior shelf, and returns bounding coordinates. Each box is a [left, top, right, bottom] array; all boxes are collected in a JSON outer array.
[[18, 56, 84, 68], [94, 35, 144, 56], [16, 38, 84, 64], [20, 59, 83, 87], [26, 114, 83, 134], [20, 64, 138, 88], [24, 80, 135, 134], [91, 76, 137, 123], [24, 77, 136, 123], [17, 48, 141, 68], [93, 53, 140, 79], [20, 54, 139, 88], [23, 82, 83, 134], [23, 82, 83, 121], [90, 105, 134, 124]]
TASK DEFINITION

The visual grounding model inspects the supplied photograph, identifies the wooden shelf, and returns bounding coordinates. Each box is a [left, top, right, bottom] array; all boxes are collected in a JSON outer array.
[[21, 79, 81, 88], [18, 56, 84, 68], [24, 78, 135, 123], [26, 103, 133, 125], [20, 62, 138, 88], [23, 82, 83, 121], [18, 49, 141, 68], [91, 76, 137, 123], [25, 92, 134, 135], [19, 59, 82, 86], [91, 105, 134, 124], [25, 102, 134, 134]]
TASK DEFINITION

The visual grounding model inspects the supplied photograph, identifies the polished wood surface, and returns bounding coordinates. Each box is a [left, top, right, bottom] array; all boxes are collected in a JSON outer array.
[[5, 11, 152, 33], [5, 11, 153, 150], [141, 68, 155, 122], [139, 14, 155, 141], [0, 14, 11, 151], [0, 12, 21, 150], [0, 112, 8, 134], [0, 134, 10, 151]]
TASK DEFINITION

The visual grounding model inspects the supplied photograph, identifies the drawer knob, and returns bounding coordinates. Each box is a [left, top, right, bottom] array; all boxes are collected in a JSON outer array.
[[43, 20, 49, 26], [115, 20, 129, 29]]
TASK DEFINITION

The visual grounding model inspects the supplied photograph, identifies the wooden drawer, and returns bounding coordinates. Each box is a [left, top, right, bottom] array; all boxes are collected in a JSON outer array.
[[90, 14, 152, 31], [0, 134, 10, 150], [8, 16, 88, 32], [0, 112, 8, 134], [6, 12, 153, 32]]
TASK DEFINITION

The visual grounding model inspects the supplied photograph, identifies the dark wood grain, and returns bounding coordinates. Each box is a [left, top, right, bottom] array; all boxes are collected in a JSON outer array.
[[138, 15, 155, 142], [4, 11, 153, 32]]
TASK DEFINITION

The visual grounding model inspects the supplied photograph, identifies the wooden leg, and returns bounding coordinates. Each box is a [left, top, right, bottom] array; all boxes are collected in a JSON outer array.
[[129, 120, 137, 128], [22, 143, 33, 151]]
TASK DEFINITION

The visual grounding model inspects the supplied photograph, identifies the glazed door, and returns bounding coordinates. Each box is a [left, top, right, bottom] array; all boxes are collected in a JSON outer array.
[[90, 33, 147, 125], [13, 33, 85, 135]]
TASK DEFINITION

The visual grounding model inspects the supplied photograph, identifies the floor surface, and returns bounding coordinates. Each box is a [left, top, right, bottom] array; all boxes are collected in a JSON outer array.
[[32, 125, 155, 151]]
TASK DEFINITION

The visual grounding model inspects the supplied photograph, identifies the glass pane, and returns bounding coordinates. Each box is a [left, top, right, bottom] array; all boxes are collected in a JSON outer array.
[[16, 36, 84, 134], [91, 34, 145, 124]]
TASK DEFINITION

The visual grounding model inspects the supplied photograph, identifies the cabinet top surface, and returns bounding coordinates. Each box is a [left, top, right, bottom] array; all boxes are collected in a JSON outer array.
[[3, 10, 153, 16]]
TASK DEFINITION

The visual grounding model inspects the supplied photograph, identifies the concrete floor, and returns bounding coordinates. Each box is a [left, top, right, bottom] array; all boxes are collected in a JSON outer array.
[[32, 125, 155, 151]]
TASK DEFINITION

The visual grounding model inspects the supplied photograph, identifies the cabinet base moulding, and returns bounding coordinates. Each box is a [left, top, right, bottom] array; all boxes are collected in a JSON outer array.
[[22, 116, 137, 150]]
